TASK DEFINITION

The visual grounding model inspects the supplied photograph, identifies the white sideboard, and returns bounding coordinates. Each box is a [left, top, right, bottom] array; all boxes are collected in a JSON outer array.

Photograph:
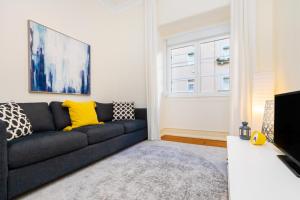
[[227, 136, 300, 200]]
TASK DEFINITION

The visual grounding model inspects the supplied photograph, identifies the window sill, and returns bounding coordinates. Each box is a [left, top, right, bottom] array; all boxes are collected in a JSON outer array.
[[164, 92, 231, 99]]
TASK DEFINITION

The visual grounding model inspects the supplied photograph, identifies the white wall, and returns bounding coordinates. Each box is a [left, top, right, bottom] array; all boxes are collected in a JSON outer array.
[[250, 0, 275, 131], [274, 0, 300, 94], [0, 0, 146, 107], [251, 0, 300, 130], [159, 5, 230, 38], [256, 0, 274, 73], [161, 97, 230, 132], [255, 0, 300, 94], [157, 0, 230, 26]]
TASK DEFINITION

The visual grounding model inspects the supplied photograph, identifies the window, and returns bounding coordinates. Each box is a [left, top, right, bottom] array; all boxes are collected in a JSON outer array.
[[170, 45, 196, 93], [167, 37, 230, 96]]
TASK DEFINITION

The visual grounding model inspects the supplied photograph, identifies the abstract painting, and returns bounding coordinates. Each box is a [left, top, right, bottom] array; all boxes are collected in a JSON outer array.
[[28, 20, 90, 95]]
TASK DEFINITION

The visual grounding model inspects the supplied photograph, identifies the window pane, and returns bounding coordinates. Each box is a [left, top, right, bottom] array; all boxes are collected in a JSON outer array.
[[217, 75, 230, 91], [170, 45, 196, 94], [215, 65, 230, 76], [171, 45, 194, 55], [172, 79, 195, 93], [172, 54, 194, 66], [188, 79, 195, 92], [172, 65, 196, 79], [171, 46, 195, 67], [200, 76, 215, 93], [215, 39, 230, 59], [215, 38, 230, 91], [200, 59, 215, 76], [200, 42, 214, 59], [168, 37, 230, 96]]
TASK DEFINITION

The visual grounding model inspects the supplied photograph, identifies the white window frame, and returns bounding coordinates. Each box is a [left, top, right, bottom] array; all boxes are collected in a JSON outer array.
[[166, 35, 230, 98]]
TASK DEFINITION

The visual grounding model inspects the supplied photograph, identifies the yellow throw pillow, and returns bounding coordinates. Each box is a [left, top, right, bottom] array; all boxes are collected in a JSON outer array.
[[62, 100, 103, 131]]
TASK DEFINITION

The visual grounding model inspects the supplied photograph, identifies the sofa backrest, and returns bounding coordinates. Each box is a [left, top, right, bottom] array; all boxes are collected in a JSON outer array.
[[18, 103, 56, 132], [1, 101, 142, 132], [49, 101, 71, 131], [96, 103, 113, 122], [49, 102, 114, 130], [49, 102, 113, 129]]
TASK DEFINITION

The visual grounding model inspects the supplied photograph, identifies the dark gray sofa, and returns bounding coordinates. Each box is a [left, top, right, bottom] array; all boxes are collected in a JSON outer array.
[[0, 102, 148, 200]]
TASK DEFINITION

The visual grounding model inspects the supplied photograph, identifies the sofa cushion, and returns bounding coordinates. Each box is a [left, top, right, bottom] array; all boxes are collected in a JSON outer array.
[[49, 102, 71, 130], [0, 102, 33, 141], [108, 120, 147, 133], [8, 131, 88, 169], [62, 100, 101, 131], [75, 124, 124, 145], [19, 103, 56, 132], [95, 103, 113, 122], [112, 102, 135, 121]]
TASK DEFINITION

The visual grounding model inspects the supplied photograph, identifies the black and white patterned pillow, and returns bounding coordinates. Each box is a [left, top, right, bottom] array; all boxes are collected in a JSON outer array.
[[113, 102, 135, 121], [0, 102, 33, 141]]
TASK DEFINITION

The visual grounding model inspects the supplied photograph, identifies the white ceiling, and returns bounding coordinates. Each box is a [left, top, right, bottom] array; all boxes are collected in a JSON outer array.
[[98, 0, 143, 13]]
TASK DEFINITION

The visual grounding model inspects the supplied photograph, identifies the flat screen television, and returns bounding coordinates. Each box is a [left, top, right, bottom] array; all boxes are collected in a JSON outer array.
[[274, 91, 300, 177]]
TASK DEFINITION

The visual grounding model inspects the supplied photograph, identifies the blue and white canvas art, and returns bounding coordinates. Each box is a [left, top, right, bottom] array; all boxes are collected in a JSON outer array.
[[29, 20, 91, 95]]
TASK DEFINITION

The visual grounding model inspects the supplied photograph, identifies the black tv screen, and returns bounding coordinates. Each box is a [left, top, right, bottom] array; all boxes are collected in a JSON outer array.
[[274, 91, 300, 167]]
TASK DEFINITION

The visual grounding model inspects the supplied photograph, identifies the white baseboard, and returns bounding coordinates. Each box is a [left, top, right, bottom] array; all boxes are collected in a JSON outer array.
[[160, 128, 228, 141]]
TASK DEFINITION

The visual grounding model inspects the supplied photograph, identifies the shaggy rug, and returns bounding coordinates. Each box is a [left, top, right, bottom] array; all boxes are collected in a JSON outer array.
[[17, 141, 228, 200]]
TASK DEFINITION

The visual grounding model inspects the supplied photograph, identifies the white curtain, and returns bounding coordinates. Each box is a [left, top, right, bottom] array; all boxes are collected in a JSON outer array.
[[229, 0, 256, 135], [145, 0, 161, 140]]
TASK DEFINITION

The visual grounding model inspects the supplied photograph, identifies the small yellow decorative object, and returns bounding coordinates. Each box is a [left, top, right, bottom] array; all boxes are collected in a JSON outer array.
[[250, 131, 267, 145]]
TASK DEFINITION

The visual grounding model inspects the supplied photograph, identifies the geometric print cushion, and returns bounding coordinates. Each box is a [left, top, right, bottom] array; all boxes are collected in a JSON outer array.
[[112, 101, 135, 121], [0, 102, 33, 141]]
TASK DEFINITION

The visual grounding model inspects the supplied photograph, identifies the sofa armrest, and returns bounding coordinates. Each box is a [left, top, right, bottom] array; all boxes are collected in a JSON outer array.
[[135, 108, 147, 122], [0, 121, 8, 200]]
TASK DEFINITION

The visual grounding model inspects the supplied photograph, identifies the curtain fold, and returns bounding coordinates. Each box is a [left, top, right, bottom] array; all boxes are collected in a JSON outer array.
[[145, 0, 160, 140], [229, 0, 256, 135]]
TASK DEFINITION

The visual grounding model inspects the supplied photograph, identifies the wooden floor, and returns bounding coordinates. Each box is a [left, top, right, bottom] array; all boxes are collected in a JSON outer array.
[[161, 135, 227, 148]]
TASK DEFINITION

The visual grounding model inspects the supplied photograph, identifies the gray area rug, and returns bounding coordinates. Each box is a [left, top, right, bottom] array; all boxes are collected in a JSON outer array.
[[17, 141, 228, 200]]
